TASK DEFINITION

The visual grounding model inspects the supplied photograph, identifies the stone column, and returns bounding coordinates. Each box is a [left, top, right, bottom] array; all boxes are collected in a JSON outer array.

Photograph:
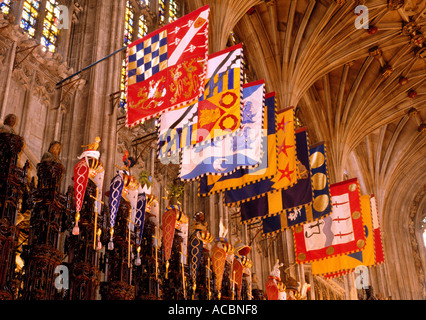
[[61, 0, 125, 189], [0, 41, 17, 121]]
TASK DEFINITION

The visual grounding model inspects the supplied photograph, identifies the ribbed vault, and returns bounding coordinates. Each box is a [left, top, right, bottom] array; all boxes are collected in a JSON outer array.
[[181, 0, 426, 299]]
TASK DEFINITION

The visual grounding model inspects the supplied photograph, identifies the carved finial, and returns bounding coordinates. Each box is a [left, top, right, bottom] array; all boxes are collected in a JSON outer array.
[[0, 114, 17, 134], [81, 136, 101, 151], [41, 141, 62, 164]]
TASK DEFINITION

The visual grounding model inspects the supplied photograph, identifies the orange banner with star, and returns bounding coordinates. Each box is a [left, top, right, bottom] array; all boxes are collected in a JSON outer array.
[[221, 107, 299, 207]]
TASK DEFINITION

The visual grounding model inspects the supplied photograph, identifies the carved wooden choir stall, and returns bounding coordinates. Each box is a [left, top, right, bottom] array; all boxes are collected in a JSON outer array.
[[0, 116, 256, 300]]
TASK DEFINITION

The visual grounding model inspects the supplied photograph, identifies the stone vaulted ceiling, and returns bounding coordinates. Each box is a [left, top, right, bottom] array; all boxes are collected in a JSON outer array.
[[184, 0, 426, 298]]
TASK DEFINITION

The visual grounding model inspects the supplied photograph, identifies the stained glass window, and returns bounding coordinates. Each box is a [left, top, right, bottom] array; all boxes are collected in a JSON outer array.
[[124, 1, 134, 46], [168, 0, 178, 23], [20, 0, 41, 38], [138, 14, 148, 38], [41, 0, 60, 52], [159, 0, 165, 24], [0, 0, 11, 15], [121, 1, 136, 109], [120, 59, 128, 109]]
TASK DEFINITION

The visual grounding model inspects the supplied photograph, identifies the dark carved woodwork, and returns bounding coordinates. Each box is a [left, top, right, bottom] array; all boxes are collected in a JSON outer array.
[[20, 161, 67, 300], [0, 133, 28, 300], [0, 134, 242, 301], [161, 232, 188, 300], [100, 199, 135, 300], [252, 288, 265, 300], [134, 219, 163, 300], [190, 248, 215, 300], [219, 261, 232, 300], [65, 179, 105, 300]]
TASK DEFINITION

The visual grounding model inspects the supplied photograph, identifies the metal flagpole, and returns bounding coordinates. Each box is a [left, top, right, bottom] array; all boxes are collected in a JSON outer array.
[[56, 46, 128, 88]]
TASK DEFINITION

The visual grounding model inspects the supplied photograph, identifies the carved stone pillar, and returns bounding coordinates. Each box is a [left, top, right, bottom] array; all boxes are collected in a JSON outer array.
[[62, 0, 126, 189], [20, 160, 67, 300]]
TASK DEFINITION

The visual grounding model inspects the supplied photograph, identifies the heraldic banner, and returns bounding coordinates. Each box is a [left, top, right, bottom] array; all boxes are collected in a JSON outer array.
[[239, 127, 310, 225], [222, 106, 298, 206], [293, 178, 366, 264], [310, 194, 377, 278], [157, 43, 244, 160], [261, 141, 332, 236], [179, 80, 265, 180], [126, 5, 209, 127], [198, 91, 277, 196]]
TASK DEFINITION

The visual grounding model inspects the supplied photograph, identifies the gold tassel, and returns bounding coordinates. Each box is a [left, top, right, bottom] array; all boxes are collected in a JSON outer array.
[[72, 212, 80, 235], [128, 209, 131, 269], [92, 188, 99, 250]]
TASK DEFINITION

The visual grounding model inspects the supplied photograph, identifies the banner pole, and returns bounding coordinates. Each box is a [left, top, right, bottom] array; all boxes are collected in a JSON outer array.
[[56, 45, 128, 88]]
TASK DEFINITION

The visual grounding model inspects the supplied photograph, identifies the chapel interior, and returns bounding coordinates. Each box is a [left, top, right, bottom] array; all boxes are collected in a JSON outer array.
[[0, 0, 425, 301]]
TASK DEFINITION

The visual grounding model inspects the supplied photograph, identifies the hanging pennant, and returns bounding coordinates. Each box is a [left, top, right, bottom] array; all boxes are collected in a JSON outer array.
[[162, 205, 181, 278], [211, 238, 234, 299], [72, 137, 103, 236], [134, 191, 147, 266], [108, 172, 125, 250], [222, 106, 298, 205], [72, 158, 90, 235]]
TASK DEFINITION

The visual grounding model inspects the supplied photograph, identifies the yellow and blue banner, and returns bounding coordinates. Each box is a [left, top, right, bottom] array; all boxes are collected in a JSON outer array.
[[222, 106, 298, 205], [198, 91, 277, 196], [261, 140, 332, 236]]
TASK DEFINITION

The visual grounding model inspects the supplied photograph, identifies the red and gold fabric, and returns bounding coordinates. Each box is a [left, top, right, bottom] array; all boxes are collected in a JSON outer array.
[[294, 178, 366, 263], [73, 158, 90, 214], [162, 206, 179, 262], [157, 44, 244, 161], [232, 258, 244, 298], [310, 194, 376, 277], [126, 5, 209, 126], [370, 195, 385, 265]]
